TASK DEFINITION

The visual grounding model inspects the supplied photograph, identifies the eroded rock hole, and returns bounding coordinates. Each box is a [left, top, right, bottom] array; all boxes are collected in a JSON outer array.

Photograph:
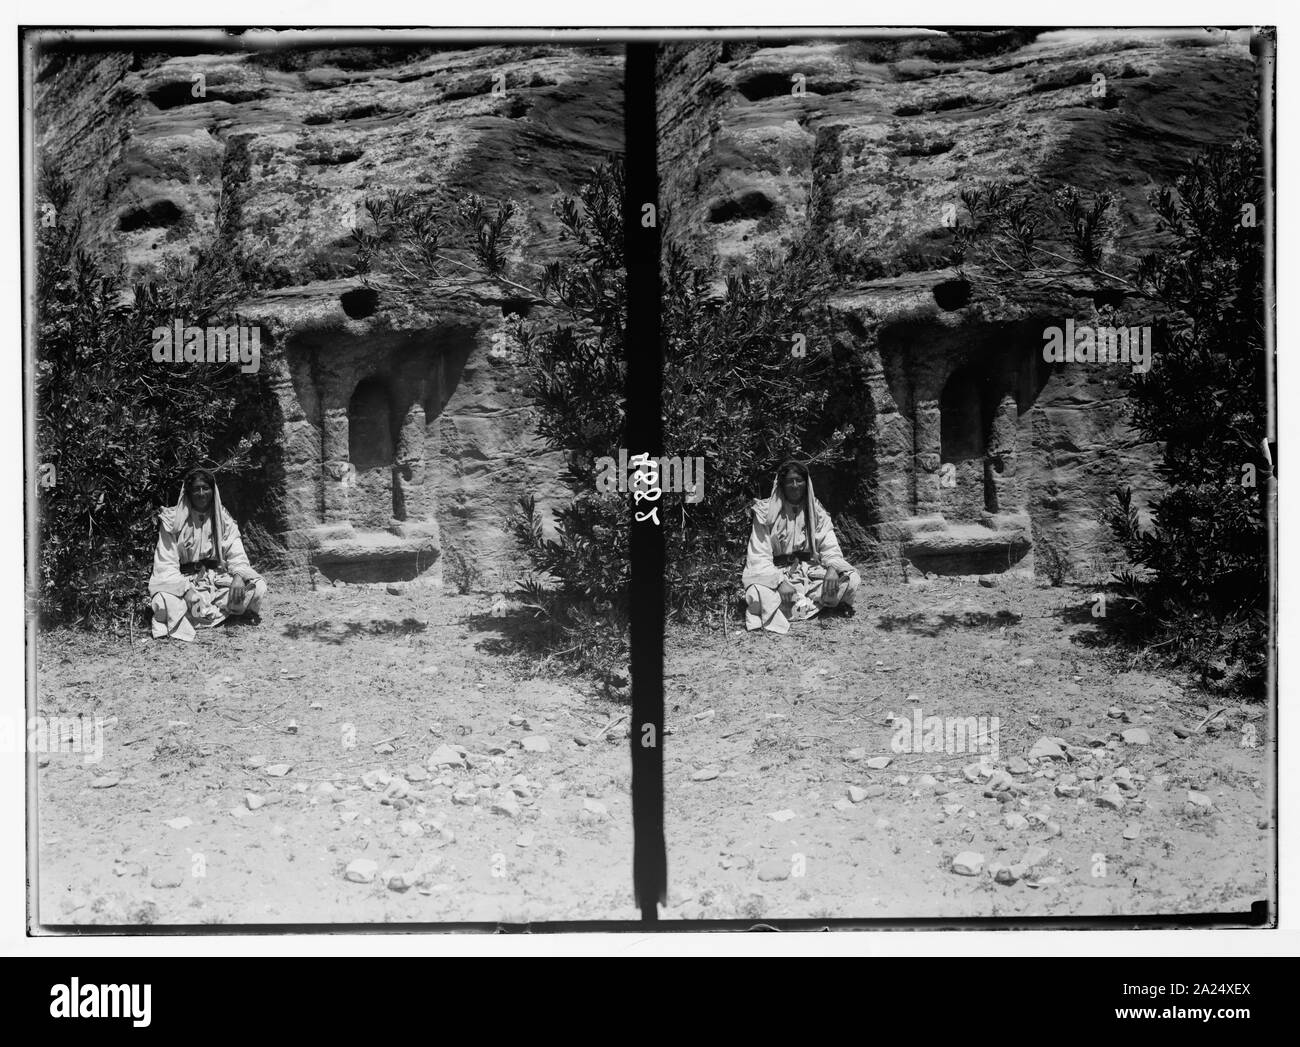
[[147, 81, 202, 110], [708, 190, 773, 223], [736, 71, 795, 102], [933, 279, 971, 311], [341, 287, 379, 319], [118, 198, 184, 232]]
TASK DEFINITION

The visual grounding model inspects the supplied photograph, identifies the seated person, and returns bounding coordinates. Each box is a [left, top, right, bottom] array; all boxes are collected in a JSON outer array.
[[148, 467, 266, 641], [742, 459, 861, 634]]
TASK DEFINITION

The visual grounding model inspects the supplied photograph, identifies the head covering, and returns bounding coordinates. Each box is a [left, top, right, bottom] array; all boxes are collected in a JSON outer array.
[[163, 467, 231, 569], [752, 459, 826, 560]]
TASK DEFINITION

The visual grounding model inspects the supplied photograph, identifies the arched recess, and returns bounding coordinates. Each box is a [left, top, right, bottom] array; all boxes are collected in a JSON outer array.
[[348, 375, 398, 527], [939, 363, 996, 520]]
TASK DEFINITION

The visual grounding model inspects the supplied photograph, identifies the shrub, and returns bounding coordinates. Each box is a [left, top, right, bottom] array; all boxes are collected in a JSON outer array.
[[34, 163, 282, 631], [1104, 138, 1267, 692]]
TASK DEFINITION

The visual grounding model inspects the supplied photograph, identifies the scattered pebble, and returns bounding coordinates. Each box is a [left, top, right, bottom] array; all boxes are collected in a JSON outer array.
[[265, 764, 291, 777], [757, 859, 790, 882], [90, 776, 119, 789], [847, 785, 867, 803], [244, 793, 265, 811], [1121, 728, 1151, 746], [345, 859, 378, 884], [990, 863, 1020, 885], [691, 767, 719, 782], [952, 851, 984, 876], [427, 745, 465, 769], [492, 791, 522, 818], [767, 809, 797, 823], [522, 735, 551, 753], [1122, 821, 1142, 840], [149, 874, 183, 889], [164, 816, 192, 830], [865, 756, 892, 770], [1028, 737, 1066, 761]]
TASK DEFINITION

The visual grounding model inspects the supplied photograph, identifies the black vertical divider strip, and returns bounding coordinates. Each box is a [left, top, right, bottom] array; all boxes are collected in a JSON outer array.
[[625, 42, 667, 920]]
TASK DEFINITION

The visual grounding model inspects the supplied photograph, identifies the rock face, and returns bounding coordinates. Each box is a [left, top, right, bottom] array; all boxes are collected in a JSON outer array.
[[658, 31, 1258, 577], [35, 43, 624, 582]]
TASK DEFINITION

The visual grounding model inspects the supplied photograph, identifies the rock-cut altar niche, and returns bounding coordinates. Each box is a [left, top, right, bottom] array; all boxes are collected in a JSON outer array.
[[880, 322, 1050, 576], [282, 328, 472, 584]]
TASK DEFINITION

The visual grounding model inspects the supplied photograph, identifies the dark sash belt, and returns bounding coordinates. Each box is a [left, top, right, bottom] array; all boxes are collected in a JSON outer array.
[[773, 551, 815, 568], [180, 559, 221, 576]]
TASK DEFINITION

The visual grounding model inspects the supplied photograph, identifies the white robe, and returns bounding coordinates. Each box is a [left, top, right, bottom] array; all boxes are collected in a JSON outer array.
[[742, 473, 860, 634], [147, 481, 265, 641]]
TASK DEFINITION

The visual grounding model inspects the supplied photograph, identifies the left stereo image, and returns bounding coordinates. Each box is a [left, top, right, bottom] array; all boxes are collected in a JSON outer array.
[[24, 29, 636, 927]]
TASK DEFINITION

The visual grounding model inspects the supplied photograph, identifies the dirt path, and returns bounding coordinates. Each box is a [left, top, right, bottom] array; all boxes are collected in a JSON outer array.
[[661, 575, 1272, 922], [34, 573, 1272, 926], [34, 579, 637, 925]]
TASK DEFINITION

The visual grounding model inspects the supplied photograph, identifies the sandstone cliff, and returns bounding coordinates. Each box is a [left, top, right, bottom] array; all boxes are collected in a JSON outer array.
[[34, 40, 624, 583], [658, 30, 1259, 578]]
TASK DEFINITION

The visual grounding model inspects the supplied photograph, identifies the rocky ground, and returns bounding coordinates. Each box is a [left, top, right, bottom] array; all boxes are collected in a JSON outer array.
[[660, 574, 1272, 923], [35, 577, 637, 926], [35, 572, 1272, 927]]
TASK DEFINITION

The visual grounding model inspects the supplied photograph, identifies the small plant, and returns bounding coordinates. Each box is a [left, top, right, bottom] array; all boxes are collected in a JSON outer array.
[[439, 537, 483, 595], [1031, 521, 1070, 587]]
